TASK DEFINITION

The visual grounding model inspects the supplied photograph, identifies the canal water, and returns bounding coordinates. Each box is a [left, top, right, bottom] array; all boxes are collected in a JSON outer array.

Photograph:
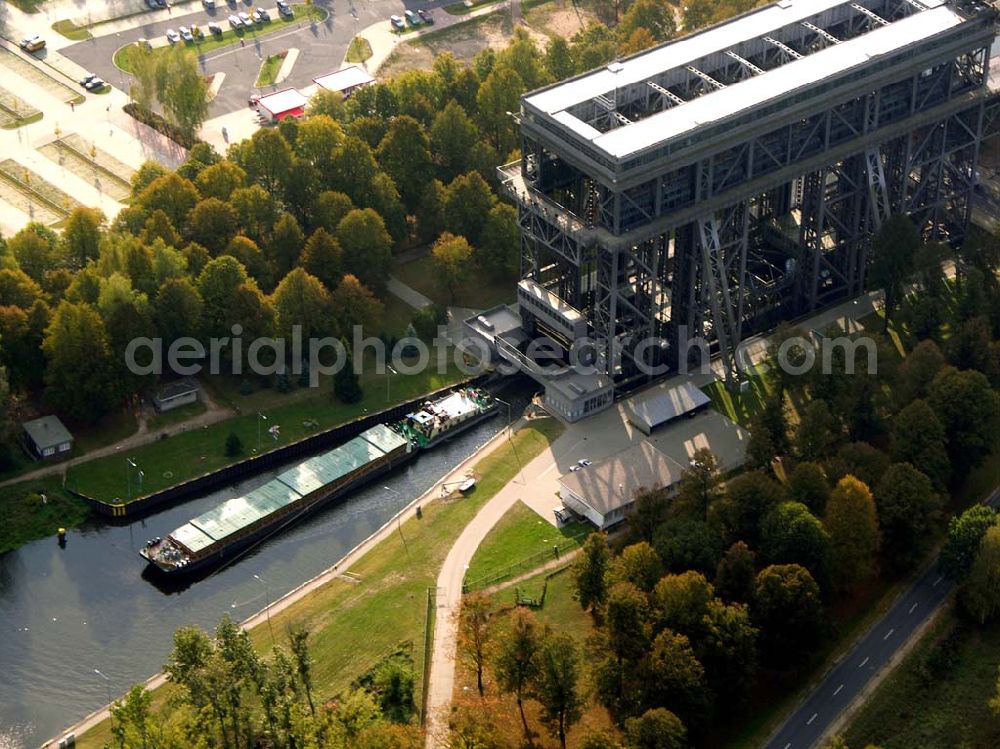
[[0, 380, 534, 748]]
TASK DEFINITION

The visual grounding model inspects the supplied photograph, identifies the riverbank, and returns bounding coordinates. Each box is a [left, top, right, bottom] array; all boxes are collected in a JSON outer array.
[[0, 476, 90, 554], [57, 416, 563, 749]]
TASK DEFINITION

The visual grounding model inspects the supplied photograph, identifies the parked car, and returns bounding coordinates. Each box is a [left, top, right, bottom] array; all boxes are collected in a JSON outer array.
[[389, 14, 404, 30], [577, 458, 592, 467], [165, 28, 180, 43], [207, 22, 223, 35], [404, 9, 420, 25], [135, 37, 153, 50], [79, 72, 97, 87], [569, 464, 581, 472], [228, 14, 243, 27], [202, 0, 216, 7], [19, 35, 46, 52], [417, 8, 433, 23], [179, 26, 193, 41], [145, 0, 159, 8], [254, 8, 270, 21], [277, 0, 293, 16], [248, 93, 261, 109], [84, 77, 105, 91], [238, 11, 252, 25]]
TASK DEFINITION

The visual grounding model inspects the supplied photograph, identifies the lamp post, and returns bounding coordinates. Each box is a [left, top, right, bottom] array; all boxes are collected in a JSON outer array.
[[493, 396, 523, 479], [385, 364, 397, 402], [257, 412, 267, 453], [253, 573, 275, 647], [126, 458, 137, 500], [383, 485, 409, 558], [94, 668, 114, 735]]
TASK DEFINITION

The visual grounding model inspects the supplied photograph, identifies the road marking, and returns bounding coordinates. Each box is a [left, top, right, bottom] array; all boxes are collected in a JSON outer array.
[[933, 576, 943, 587], [883, 628, 895, 641], [833, 683, 844, 696], [806, 713, 818, 726], [909, 603, 919, 614], [859, 656, 870, 667]]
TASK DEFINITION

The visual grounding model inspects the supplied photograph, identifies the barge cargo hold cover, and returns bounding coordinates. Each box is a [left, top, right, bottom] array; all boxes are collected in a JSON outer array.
[[143, 424, 410, 574]]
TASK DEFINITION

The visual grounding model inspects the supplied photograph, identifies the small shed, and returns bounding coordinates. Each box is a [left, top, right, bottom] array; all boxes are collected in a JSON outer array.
[[23, 415, 74, 459], [626, 381, 711, 435], [313, 66, 375, 98], [256, 88, 308, 123], [152, 378, 200, 412]]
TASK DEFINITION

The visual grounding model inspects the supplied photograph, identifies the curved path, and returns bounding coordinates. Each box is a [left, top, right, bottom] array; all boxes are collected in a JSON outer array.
[[424, 422, 589, 748]]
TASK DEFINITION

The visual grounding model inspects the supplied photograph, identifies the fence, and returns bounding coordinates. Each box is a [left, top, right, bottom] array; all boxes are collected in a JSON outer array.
[[463, 536, 580, 593], [419, 586, 436, 726]]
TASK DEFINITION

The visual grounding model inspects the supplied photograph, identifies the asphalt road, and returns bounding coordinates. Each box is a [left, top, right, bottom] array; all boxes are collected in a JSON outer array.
[[59, 0, 420, 116], [765, 487, 1000, 749]]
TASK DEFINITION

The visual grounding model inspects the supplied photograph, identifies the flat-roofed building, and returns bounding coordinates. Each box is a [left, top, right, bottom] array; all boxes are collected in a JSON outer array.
[[627, 380, 711, 435], [313, 66, 376, 98], [256, 88, 308, 123], [497, 0, 1000, 408]]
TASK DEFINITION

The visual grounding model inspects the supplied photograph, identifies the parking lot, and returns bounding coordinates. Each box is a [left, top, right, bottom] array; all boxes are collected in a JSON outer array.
[[60, 0, 445, 117]]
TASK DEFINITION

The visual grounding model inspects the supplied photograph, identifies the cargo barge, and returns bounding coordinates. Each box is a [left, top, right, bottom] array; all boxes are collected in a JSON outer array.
[[141, 387, 498, 576]]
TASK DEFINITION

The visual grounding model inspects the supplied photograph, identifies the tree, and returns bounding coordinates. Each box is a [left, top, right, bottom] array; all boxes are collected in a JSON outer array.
[[333, 344, 363, 404], [376, 115, 432, 210], [941, 506, 997, 580], [760, 501, 831, 586], [155, 45, 209, 138], [928, 366, 1000, 475], [310, 190, 355, 235], [648, 629, 709, 726], [42, 301, 120, 422], [373, 659, 415, 723], [137, 173, 199, 228], [110, 684, 156, 749], [619, 0, 676, 42], [546, 37, 575, 80], [873, 463, 940, 575], [493, 607, 543, 740], [197, 255, 254, 339], [270, 212, 306, 280], [336, 209, 393, 293], [532, 633, 584, 749], [827, 442, 890, 489], [653, 571, 714, 643], [960, 525, 1000, 625], [188, 198, 238, 254], [476, 66, 524, 154], [155, 277, 203, 348], [237, 128, 293, 196], [300, 228, 343, 291], [671, 447, 722, 520], [622, 708, 687, 749], [608, 541, 663, 593], [619, 27, 658, 56], [654, 518, 722, 577], [443, 172, 496, 248], [573, 532, 611, 615], [329, 274, 384, 339], [890, 400, 951, 490], [0, 268, 44, 309], [870, 214, 919, 332], [698, 599, 758, 701], [225, 235, 271, 290], [825, 476, 880, 594], [230, 185, 279, 243], [294, 113, 344, 170], [753, 564, 825, 665], [895, 339, 946, 406], [8, 224, 59, 283], [478, 203, 520, 278], [225, 432, 243, 457], [714, 541, 757, 603], [458, 592, 492, 698], [606, 582, 651, 663], [62, 206, 104, 268], [195, 160, 246, 201], [271, 268, 332, 342], [795, 399, 838, 460], [711, 470, 787, 547], [788, 461, 831, 515], [431, 232, 474, 301], [430, 101, 480, 182]]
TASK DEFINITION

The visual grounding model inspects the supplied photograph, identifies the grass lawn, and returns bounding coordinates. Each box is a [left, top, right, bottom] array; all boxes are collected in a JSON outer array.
[[382, 294, 416, 337], [74, 418, 564, 749], [0, 475, 91, 554], [114, 5, 322, 73], [701, 360, 777, 429], [465, 499, 590, 585], [8, 0, 44, 11], [255, 52, 285, 87], [844, 606, 1000, 749], [52, 19, 92, 40], [66, 361, 469, 502], [345, 35, 373, 63], [393, 255, 515, 311]]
